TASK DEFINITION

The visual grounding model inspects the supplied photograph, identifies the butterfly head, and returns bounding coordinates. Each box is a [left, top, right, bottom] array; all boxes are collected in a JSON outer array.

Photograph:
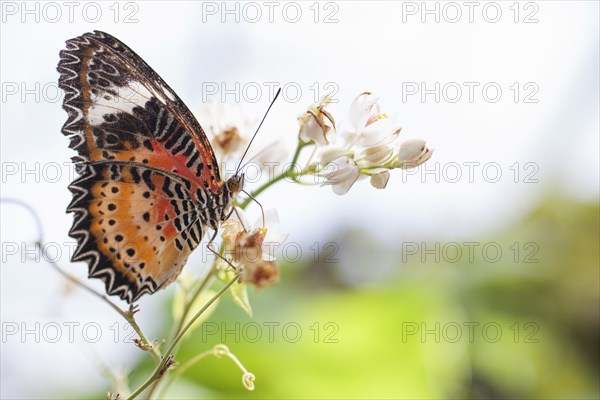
[[226, 173, 245, 196]]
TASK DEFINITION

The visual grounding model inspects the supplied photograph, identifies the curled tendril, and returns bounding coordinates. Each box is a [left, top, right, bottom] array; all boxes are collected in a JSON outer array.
[[213, 344, 230, 357], [242, 372, 256, 391], [211, 344, 256, 391]]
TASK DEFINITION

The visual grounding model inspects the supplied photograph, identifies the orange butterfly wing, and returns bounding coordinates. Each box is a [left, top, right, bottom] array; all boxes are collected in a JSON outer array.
[[58, 31, 233, 303]]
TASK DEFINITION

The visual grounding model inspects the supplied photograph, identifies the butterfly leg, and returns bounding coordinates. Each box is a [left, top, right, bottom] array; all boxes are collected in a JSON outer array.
[[206, 229, 238, 272], [231, 207, 250, 232]]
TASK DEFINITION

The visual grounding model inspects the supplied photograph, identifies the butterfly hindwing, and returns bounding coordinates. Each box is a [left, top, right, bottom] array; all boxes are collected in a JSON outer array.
[[68, 162, 208, 303]]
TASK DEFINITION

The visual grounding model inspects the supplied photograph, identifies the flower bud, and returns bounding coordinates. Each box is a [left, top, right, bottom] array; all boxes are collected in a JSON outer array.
[[298, 103, 335, 146], [394, 139, 433, 168]]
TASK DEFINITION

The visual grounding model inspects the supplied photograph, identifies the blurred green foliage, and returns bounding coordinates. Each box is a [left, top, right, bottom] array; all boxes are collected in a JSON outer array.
[[125, 194, 599, 399]]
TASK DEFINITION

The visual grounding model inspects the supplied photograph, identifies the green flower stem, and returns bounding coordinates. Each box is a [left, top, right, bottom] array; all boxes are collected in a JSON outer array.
[[238, 165, 316, 209], [38, 240, 162, 362], [1, 199, 163, 364], [238, 141, 312, 209], [166, 272, 240, 358], [158, 344, 252, 398], [291, 140, 310, 166], [123, 309, 162, 363], [238, 171, 287, 209], [126, 272, 241, 400], [358, 163, 397, 176], [167, 267, 216, 346], [158, 348, 215, 397], [143, 267, 218, 398]]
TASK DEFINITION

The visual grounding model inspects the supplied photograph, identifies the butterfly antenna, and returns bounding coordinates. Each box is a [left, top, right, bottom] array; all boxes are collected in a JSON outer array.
[[236, 87, 282, 176]]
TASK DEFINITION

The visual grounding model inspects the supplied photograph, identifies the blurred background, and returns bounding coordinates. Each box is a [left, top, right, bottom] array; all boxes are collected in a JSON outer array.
[[1, 1, 598, 398]]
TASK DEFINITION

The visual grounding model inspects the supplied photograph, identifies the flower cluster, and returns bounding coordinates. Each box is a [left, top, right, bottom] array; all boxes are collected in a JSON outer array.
[[297, 92, 433, 195]]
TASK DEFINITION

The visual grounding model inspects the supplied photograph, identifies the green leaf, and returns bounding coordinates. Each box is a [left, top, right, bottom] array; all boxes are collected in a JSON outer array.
[[225, 270, 253, 317]]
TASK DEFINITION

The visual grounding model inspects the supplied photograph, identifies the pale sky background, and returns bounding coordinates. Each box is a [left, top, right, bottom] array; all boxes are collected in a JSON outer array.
[[1, 1, 599, 397]]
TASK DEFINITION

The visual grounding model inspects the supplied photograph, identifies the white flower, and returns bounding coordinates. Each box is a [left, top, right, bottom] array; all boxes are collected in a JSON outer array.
[[319, 147, 353, 167], [222, 223, 266, 265], [235, 208, 287, 254], [348, 92, 379, 133], [298, 100, 336, 145], [394, 139, 434, 168], [341, 92, 401, 148], [248, 140, 288, 169], [196, 102, 288, 178], [221, 208, 287, 272], [219, 209, 286, 315], [370, 171, 390, 189], [321, 156, 360, 195], [195, 102, 253, 161]]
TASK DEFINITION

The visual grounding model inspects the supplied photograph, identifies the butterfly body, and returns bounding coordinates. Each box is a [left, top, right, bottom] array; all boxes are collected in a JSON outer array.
[[58, 31, 241, 303]]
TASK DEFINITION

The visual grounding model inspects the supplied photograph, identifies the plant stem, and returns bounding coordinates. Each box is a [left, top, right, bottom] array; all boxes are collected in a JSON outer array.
[[36, 241, 162, 363], [290, 140, 309, 167], [165, 272, 241, 365], [157, 349, 213, 398], [145, 266, 217, 398], [239, 172, 287, 209], [1, 198, 162, 363], [158, 344, 253, 398], [167, 267, 216, 346], [126, 273, 241, 400], [143, 378, 161, 400], [238, 141, 311, 209]]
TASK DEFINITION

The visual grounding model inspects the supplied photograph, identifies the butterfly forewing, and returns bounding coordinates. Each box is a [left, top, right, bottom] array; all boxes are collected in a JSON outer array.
[[58, 31, 228, 303], [58, 30, 221, 189]]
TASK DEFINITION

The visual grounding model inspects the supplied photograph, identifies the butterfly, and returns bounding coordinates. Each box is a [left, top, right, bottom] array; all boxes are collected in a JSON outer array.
[[58, 31, 245, 304]]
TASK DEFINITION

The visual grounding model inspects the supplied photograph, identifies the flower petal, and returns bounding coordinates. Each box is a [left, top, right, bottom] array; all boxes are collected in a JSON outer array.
[[358, 115, 400, 147], [349, 92, 380, 131], [298, 105, 335, 146], [196, 102, 254, 161], [221, 219, 244, 252], [370, 171, 391, 189], [319, 147, 351, 167], [248, 140, 288, 169], [322, 156, 360, 195], [254, 209, 288, 251], [360, 144, 394, 166]]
